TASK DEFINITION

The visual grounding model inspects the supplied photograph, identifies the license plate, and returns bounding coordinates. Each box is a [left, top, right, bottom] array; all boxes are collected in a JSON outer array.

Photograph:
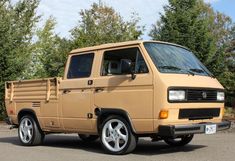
[[205, 124, 216, 134]]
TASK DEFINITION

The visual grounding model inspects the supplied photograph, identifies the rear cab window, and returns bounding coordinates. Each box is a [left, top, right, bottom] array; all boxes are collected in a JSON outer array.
[[67, 53, 94, 79]]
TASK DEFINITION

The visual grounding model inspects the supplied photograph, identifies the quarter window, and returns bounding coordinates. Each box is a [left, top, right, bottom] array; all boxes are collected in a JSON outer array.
[[101, 48, 148, 76], [67, 53, 94, 79]]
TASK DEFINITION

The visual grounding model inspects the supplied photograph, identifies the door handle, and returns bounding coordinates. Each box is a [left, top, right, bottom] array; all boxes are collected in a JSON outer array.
[[63, 89, 71, 94], [88, 80, 93, 85], [95, 88, 104, 93]]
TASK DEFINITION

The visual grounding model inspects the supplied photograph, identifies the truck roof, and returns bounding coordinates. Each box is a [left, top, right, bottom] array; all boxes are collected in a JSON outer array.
[[69, 40, 188, 54]]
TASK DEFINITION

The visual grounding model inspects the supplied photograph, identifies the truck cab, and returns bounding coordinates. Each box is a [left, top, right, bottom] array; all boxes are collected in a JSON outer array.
[[5, 40, 231, 154]]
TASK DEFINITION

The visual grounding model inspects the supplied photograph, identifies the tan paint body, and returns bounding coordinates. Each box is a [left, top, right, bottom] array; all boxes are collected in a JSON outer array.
[[5, 40, 224, 134]]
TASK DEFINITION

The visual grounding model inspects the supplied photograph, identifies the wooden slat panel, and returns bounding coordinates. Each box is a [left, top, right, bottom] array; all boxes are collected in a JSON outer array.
[[14, 82, 47, 88], [14, 91, 56, 96], [6, 77, 60, 101], [13, 95, 57, 100], [10, 86, 56, 92], [13, 86, 46, 92], [14, 82, 56, 88]]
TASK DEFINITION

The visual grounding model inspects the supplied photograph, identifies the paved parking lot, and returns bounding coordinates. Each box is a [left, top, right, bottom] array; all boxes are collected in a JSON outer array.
[[0, 123, 234, 161]]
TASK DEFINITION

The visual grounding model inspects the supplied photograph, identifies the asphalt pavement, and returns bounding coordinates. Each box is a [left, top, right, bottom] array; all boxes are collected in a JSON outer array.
[[0, 122, 234, 161]]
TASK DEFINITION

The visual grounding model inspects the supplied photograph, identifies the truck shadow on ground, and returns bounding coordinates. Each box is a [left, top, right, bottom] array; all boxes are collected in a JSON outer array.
[[0, 135, 207, 155]]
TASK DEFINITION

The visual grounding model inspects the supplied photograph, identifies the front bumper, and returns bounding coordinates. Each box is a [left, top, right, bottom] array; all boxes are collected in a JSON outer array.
[[157, 120, 231, 137]]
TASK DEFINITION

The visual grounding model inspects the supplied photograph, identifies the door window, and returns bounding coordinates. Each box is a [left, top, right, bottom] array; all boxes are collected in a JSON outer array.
[[67, 53, 94, 79], [101, 48, 148, 76]]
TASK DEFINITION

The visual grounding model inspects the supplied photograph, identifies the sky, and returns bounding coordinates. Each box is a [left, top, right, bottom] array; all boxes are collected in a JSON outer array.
[[15, 0, 235, 39], [211, 0, 235, 20]]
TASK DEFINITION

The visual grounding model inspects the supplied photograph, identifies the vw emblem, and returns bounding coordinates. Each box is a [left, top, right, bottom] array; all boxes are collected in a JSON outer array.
[[202, 92, 207, 99]]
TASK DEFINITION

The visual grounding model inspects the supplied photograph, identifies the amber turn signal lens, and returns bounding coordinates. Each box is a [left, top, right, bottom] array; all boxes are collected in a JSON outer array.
[[159, 110, 168, 119]]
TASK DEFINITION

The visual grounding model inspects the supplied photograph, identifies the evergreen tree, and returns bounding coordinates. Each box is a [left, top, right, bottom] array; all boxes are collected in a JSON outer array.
[[149, 0, 217, 66], [0, 0, 39, 119]]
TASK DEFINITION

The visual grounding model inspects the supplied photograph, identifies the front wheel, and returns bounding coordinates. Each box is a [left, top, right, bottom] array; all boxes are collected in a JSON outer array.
[[100, 115, 137, 155], [164, 134, 194, 146], [18, 115, 44, 146]]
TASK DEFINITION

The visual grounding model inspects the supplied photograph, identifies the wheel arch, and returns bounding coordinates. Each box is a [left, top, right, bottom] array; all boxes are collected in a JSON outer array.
[[95, 108, 136, 134], [17, 109, 42, 132]]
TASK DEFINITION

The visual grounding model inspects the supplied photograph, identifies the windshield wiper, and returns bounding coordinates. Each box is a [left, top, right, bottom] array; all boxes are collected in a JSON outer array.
[[158, 65, 195, 76], [189, 68, 215, 78], [189, 68, 205, 73], [158, 65, 181, 70]]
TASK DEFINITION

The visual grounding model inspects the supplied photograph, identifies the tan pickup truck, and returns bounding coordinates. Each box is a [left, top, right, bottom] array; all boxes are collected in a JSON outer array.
[[5, 40, 231, 154]]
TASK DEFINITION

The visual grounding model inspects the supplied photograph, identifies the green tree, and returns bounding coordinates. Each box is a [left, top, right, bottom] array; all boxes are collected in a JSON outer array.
[[198, 3, 234, 107], [221, 27, 235, 107], [70, 2, 144, 48], [27, 17, 72, 78], [199, 3, 234, 76], [0, 0, 39, 119], [150, 0, 217, 65], [149, 0, 234, 73]]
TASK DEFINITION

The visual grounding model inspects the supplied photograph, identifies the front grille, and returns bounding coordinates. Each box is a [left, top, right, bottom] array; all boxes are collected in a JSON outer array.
[[187, 89, 217, 102], [168, 88, 224, 103], [179, 108, 220, 120]]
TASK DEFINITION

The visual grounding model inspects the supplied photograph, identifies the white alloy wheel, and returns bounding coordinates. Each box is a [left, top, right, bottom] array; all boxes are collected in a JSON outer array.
[[19, 118, 33, 144], [18, 115, 44, 146], [102, 119, 128, 152]]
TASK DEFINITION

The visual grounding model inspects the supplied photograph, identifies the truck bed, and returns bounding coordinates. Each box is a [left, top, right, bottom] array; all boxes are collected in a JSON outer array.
[[5, 77, 61, 102]]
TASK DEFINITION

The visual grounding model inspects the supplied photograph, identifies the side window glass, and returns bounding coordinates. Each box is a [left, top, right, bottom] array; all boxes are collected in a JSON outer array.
[[67, 53, 94, 79], [101, 48, 148, 76], [135, 50, 149, 73]]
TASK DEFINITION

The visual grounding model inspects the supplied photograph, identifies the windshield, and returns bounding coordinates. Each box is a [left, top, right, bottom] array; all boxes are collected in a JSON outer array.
[[144, 42, 212, 76]]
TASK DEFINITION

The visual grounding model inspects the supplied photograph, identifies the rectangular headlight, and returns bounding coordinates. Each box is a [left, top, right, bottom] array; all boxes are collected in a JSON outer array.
[[169, 90, 186, 101], [217, 91, 225, 101]]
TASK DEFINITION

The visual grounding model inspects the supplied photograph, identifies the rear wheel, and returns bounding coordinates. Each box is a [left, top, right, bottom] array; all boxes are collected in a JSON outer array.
[[100, 115, 137, 155], [164, 134, 194, 146], [79, 134, 99, 142], [18, 115, 44, 146]]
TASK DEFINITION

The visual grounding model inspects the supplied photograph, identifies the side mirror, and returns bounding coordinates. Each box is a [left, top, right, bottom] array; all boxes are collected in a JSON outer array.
[[121, 59, 136, 80]]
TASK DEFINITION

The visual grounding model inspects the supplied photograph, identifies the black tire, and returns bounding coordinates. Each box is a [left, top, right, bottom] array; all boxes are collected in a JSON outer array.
[[99, 115, 137, 155], [79, 134, 99, 142], [164, 134, 194, 146], [18, 115, 44, 146]]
